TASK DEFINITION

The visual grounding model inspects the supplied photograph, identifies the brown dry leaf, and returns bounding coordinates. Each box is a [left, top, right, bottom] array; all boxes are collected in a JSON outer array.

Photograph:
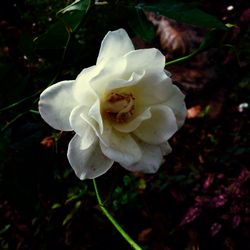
[[147, 13, 204, 56]]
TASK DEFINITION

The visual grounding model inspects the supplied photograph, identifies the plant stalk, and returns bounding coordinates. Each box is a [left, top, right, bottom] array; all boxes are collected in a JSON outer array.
[[93, 179, 142, 250]]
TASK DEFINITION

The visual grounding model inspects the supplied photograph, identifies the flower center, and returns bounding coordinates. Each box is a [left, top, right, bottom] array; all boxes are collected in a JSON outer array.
[[103, 91, 135, 123]]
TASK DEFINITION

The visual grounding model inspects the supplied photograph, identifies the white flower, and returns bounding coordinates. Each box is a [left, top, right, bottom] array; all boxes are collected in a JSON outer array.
[[39, 29, 186, 180]]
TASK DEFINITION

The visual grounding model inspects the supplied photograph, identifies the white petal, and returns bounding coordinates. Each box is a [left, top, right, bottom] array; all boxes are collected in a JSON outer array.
[[69, 105, 96, 150], [88, 99, 103, 134], [164, 85, 187, 128], [99, 128, 142, 166], [89, 57, 126, 97], [165, 69, 171, 77], [131, 71, 172, 106], [113, 108, 151, 133], [122, 141, 163, 173], [73, 66, 99, 106], [160, 142, 172, 155], [67, 134, 113, 180], [39, 80, 77, 131], [80, 108, 103, 138], [97, 29, 134, 64], [106, 71, 144, 91], [133, 105, 178, 144], [124, 48, 165, 77]]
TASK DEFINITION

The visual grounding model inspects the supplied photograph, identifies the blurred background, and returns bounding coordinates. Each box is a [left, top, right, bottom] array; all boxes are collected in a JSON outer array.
[[0, 0, 249, 249]]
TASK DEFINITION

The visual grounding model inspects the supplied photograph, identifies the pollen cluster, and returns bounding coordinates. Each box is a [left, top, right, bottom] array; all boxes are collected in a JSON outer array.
[[103, 91, 135, 123]]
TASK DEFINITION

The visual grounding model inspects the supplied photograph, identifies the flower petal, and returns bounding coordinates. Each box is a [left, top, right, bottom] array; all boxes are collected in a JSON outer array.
[[89, 57, 126, 97], [69, 105, 96, 150], [97, 29, 134, 64], [121, 141, 163, 173], [67, 134, 113, 180], [39, 80, 77, 131], [79, 106, 104, 139], [131, 71, 172, 107], [133, 105, 178, 144], [106, 71, 144, 91], [160, 142, 172, 155], [164, 85, 187, 128], [113, 107, 151, 133], [124, 48, 165, 76], [88, 99, 103, 134], [73, 66, 99, 106], [99, 127, 142, 166]]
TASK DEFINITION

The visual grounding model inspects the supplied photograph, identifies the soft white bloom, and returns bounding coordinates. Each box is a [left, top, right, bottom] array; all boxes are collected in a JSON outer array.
[[39, 29, 186, 180]]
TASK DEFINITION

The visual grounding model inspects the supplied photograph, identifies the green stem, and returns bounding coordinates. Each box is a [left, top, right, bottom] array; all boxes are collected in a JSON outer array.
[[1, 109, 40, 132], [29, 109, 40, 114], [0, 90, 41, 113], [165, 50, 198, 67], [1, 111, 28, 132], [92, 179, 142, 250]]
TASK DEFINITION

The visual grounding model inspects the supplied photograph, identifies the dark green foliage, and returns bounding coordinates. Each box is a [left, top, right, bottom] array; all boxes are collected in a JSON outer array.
[[136, 0, 226, 29]]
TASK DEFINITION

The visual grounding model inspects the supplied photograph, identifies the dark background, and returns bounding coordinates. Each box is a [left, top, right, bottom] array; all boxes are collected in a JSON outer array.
[[0, 0, 249, 249]]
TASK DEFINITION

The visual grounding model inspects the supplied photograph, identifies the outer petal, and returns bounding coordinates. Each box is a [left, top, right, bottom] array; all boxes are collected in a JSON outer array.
[[67, 134, 113, 180], [133, 105, 178, 144], [124, 48, 165, 77], [160, 142, 172, 155], [69, 105, 96, 150], [97, 29, 134, 64], [39, 80, 77, 131], [99, 127, 142, 166], [121, 141, 163, 173], [164, 85, 187, 128]]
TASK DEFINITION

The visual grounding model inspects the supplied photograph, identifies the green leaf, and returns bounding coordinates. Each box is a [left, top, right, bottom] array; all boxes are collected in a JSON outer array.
[[62, 201, 82, 226], [63, 213, 73, 226], [138, 178, 146, 190], [58, 0, 91, 14], [0, 224, 11, 235], [51, 203, 61, 209], [35, 0, 91, 50], [58, 0, 91, 32], [136, 0, 225, 29], [123, 175, 131, 186], [129, 9, 155, 43], [34, 20, 69, 50], [198, 29, 225, 51]]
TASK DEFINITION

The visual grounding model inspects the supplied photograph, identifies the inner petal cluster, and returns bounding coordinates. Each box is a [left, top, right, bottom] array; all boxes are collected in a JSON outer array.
[[102, 91, 135, 123]]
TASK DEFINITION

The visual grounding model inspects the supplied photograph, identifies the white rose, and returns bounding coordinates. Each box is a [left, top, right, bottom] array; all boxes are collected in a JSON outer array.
[[39, 29, 186, 180]]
